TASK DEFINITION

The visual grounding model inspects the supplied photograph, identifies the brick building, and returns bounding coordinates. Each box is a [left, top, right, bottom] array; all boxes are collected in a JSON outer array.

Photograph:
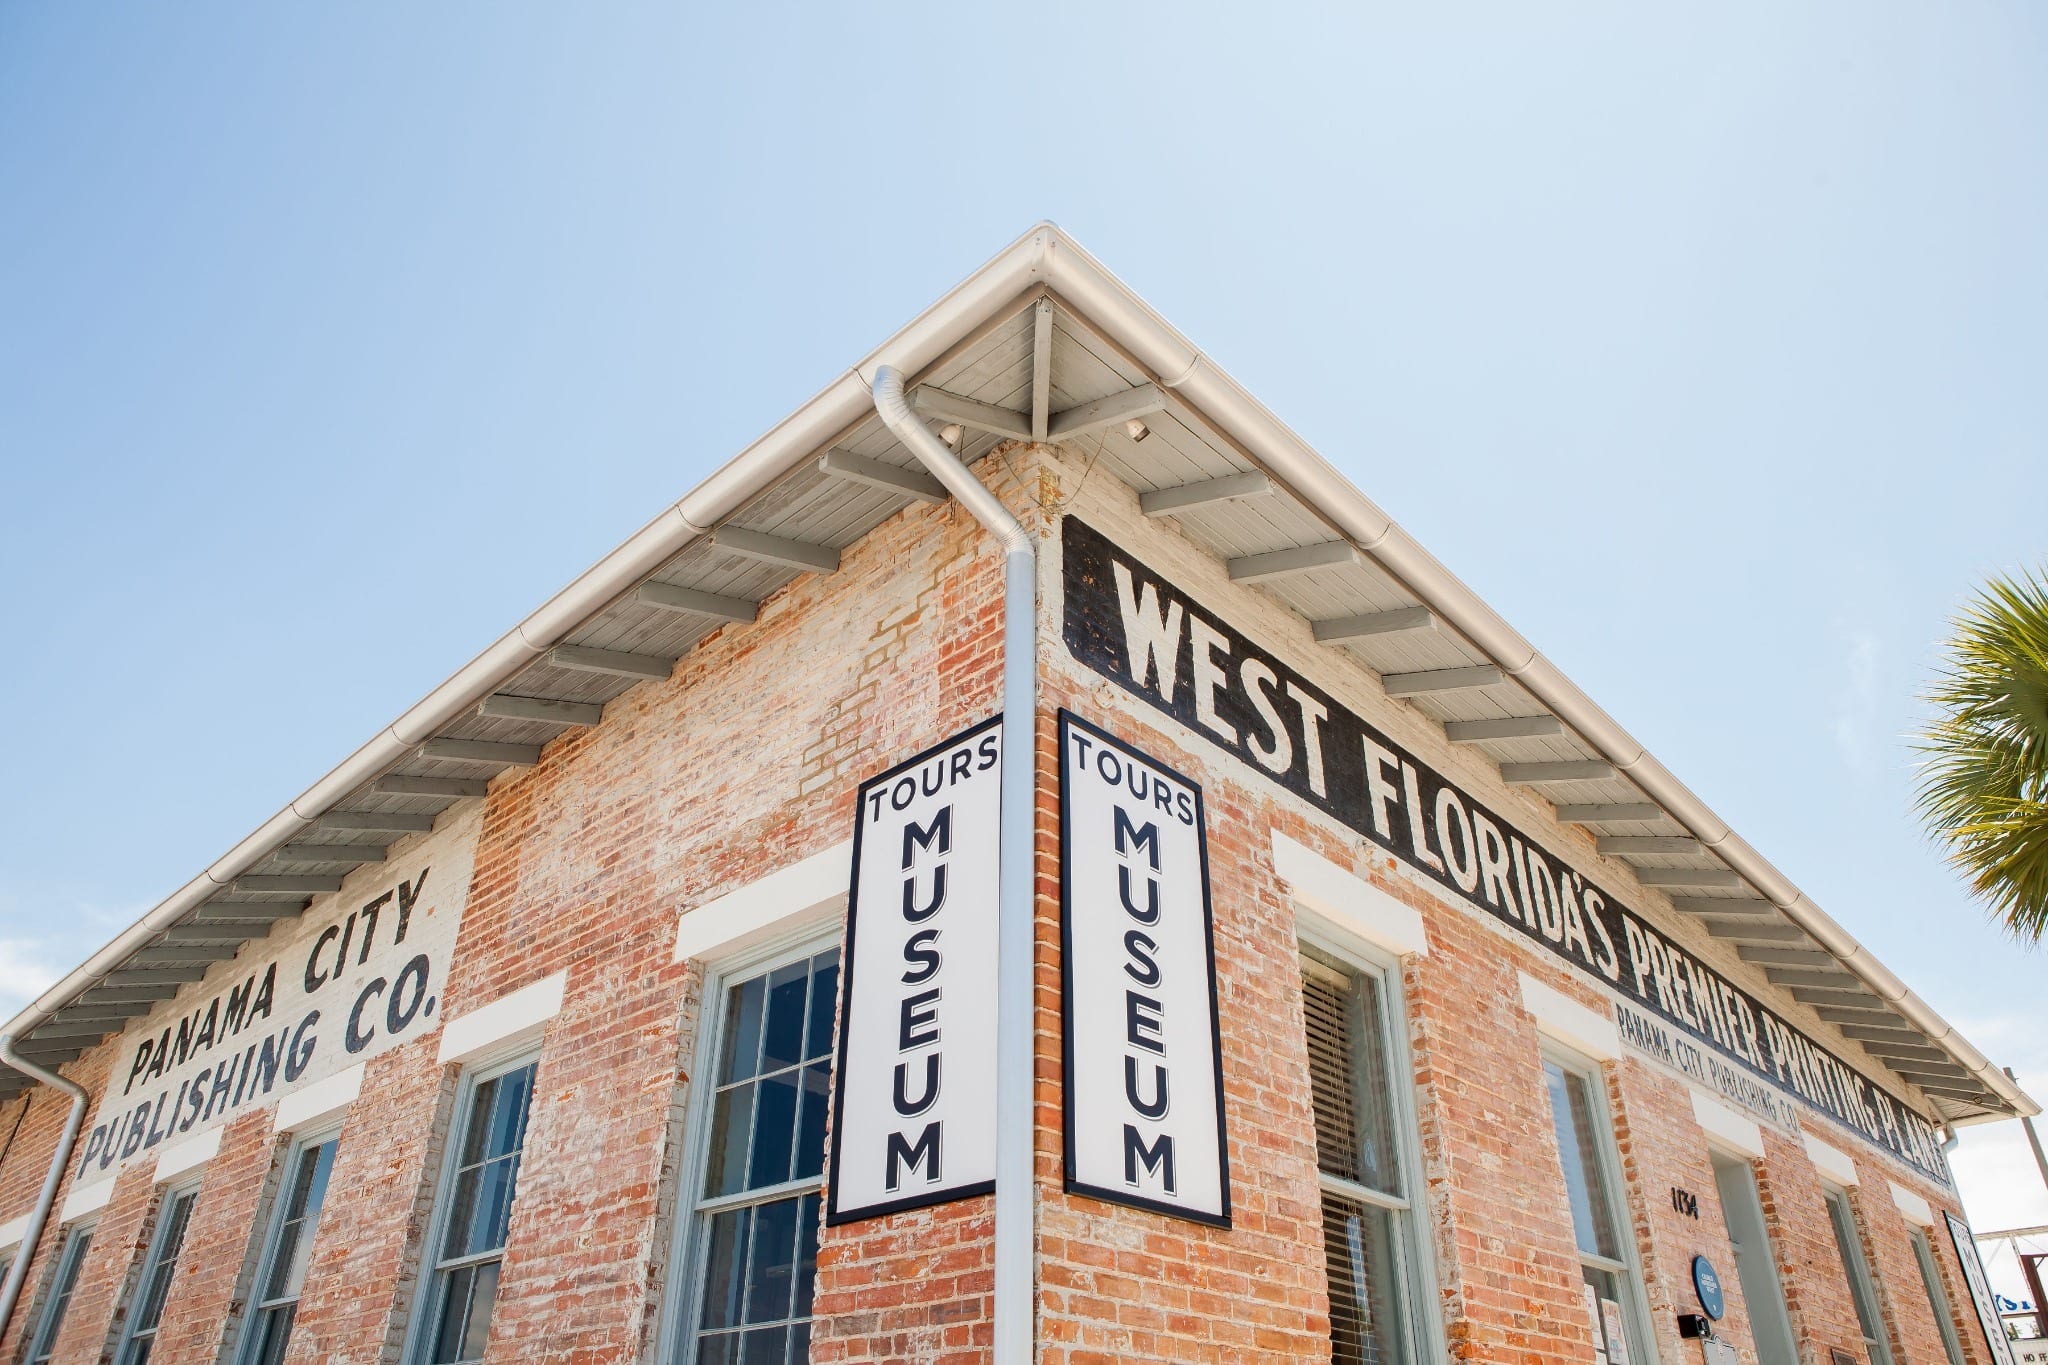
[[0, 225, 2030, 1365]]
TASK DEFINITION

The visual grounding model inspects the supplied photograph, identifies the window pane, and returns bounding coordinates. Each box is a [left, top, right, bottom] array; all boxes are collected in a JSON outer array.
[[482, 1066, 535, 1161], [247, 1305, 297, 1365], [791, 1195, 820, 1321], [760, 961, 811, 1074], [721, 976, 767, 1084], [744, 1197, 800, 1324], [740, 1325, 789, 1365], [430, 1264, 475, 1363], [699, 1208, 752, 1331], [264, 1138, 338, 1305], [1911, 1229, 1966, 1365], [805, 955, 839, 1061], [1827, 1191, 1892, 1365], [705, 1082, 756, 1199], [1303, 961, 1402, 1197], [130, 1189, 197, 1336], [747, 1072, 799, 1189], [1545, 1061, 1621, 1261], [794, 1064, 830, 1182], [31, 1229, 92, 1364], [1324, 1190, 1409, 1365]]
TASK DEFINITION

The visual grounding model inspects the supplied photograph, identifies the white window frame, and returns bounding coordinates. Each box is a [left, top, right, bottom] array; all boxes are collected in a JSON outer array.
[[656, 921, 842, 1365], [1540, 1041, 1661, 1365], [26, 1220, 95, 1365], [1297, 925, 1445, 1365], [111, 1179, 202, 1365], [403, 1046, 543, 1365], [233, 1123, 344, 1365], [1907, 1225, 1967, 1365], [1823, 1185, 1894, 1365]]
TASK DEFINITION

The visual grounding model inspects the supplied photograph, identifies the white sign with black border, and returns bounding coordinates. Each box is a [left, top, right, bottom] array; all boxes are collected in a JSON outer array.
[[826, 716, 1002, 1224], [1949, 1210, 2021, 1365], [1060, 709, 1230, 1227]]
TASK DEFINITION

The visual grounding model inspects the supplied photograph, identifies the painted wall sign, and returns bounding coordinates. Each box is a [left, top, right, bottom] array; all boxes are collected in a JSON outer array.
[[1061, 515, 1951, 1185], [75, 812, 477, 1184], [1615, 999, 1803, 1135], [1949, 1211, 2021, 1365], [1059, 710, 1230, 1227], [826, 717, 1002, 1224]]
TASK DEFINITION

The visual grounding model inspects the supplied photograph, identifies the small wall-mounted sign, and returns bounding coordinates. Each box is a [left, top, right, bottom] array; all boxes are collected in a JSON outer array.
[[1692, 1256, 1726, 1321], [1671, 1186, 1700, 1219], [1828, 1350, 1859, 1365]]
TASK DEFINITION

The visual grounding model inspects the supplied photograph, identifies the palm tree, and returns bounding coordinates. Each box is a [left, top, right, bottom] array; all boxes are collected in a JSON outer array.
[[1916, 567, 2048, 941]]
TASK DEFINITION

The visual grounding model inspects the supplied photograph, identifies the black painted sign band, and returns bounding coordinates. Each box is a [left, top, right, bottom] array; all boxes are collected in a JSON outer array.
[[1060, 515, 1949, 1185]]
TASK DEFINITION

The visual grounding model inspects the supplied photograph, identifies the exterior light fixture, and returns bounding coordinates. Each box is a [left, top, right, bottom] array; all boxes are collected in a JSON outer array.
[[1124, 417, 1151, 443]]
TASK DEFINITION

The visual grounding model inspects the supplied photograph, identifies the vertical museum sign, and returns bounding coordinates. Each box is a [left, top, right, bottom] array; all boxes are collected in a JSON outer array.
[[1060, 709, 1230, 1226], [826, 717, 1003, 1224]]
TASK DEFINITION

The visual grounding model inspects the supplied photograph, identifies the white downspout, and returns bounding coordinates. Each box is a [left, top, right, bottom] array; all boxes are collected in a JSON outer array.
[[870, 365, 1035, 1365], [0, 1043, 87, 1340]]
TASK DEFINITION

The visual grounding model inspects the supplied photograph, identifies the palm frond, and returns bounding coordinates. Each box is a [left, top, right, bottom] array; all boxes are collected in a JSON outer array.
[[1914, 565, 2048, 940]]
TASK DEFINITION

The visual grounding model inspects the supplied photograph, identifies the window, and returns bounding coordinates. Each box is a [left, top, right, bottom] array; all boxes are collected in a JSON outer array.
[[114, 1185, 199, 1365], [1712, 1152, 1796, 1365], [415, 1056, 539, 1365], [27, 1223, 94, 1365], [1544, 1056, 1654, 1365], [239, 1132, 340, 1365], [1301, 947, 1434, 1365], [670, 944, 839, 1365], [1908, 1226, 1967, 1365], [1824, 1189, 1893, 1365]]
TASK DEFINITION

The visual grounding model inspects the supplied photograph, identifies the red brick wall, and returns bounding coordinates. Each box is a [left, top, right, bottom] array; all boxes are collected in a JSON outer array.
[[0, 445, 1999, 1365]]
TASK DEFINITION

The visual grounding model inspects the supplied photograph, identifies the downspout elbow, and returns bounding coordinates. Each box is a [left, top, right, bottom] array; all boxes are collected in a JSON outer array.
[[0, 1037, 90, 1341], [870, 367, 1032, 559]]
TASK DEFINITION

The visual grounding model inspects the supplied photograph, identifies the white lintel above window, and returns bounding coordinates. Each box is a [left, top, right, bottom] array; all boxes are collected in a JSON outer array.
[[1890, 1181, 1936, 1227], [1803, 1132, 1859, 1187], [274, 1061, 365, 1135], [438, 971, 567, 1066], [1271, 832, 1430, 959], [1691, 1092, 1767, 1161], [1518, 971, 1619, 1062], [0, 1213, 28, 1254], [151, 1126, 221, 1184], [674, 840, 852, 965], [60, 1175, 115, 1222]]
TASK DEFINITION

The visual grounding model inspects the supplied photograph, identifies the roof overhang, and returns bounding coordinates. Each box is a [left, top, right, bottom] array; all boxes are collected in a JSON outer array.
[[2, 224, 2031, 1130]]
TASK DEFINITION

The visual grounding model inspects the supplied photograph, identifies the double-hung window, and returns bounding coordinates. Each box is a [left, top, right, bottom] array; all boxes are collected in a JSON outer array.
[[1907, 1226, 1966, 1365], [239, 1132, 340, 1365], [671, 943, 838, 1365], [416, 1056, 539, 1365], [1301, 945, 1433, 1365], [1824, 1188, 1893, 1365], [1543, 1054, 1654, 1365], [114, 1185, 199, 1365], [27, 1223, 93, 1365]]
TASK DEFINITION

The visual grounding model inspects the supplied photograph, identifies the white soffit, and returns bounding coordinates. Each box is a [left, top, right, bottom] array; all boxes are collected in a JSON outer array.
[[1271, 832, 1430, 958], [1803, 1132, 1859, 1187], [1519, 972, 1620, 1062], [1891, 1181, 1937, 1227], [674, 841, 852, 965], [274, 1062, 365, 1134], [152, 1126, 221, 1184], [1692, 1092, 1767, 1161], [438, 971, 567, 1066]]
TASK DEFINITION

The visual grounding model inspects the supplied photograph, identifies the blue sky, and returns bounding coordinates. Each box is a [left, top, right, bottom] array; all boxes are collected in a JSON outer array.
[[4, 2, 2046, 1257]]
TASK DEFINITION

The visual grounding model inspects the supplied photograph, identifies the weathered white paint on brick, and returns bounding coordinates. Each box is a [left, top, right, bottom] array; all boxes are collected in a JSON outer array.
[[72, 804, 479, 1187]]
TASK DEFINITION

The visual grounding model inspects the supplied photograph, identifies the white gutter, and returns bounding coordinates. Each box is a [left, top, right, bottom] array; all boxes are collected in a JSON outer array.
[[869, 366, 1036, 1365], [1033, 231, 2036, 1121]]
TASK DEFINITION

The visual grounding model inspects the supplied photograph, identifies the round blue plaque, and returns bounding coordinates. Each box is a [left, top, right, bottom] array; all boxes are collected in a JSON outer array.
[[1692, 1255, 1726, 1320]]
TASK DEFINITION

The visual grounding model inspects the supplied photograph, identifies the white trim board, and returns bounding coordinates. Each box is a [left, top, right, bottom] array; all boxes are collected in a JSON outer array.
[[438, 972, 567, 1066], [274, 1062, 365, 1134], [60, 1177, 114, 1222], [1890, 1181, 1936, 1227], [1519, 972, 1620, 1062], [1803, 1132, 1858, 1187], [152, 1127, 220, 1184], [1271, 832, 1430, 958], [674, 840, 851, 964], [1692, 1092, 1767, 1160]]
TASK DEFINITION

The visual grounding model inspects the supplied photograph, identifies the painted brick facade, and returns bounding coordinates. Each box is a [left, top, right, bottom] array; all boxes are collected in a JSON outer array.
[[0, 442, 2003, 1365]]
